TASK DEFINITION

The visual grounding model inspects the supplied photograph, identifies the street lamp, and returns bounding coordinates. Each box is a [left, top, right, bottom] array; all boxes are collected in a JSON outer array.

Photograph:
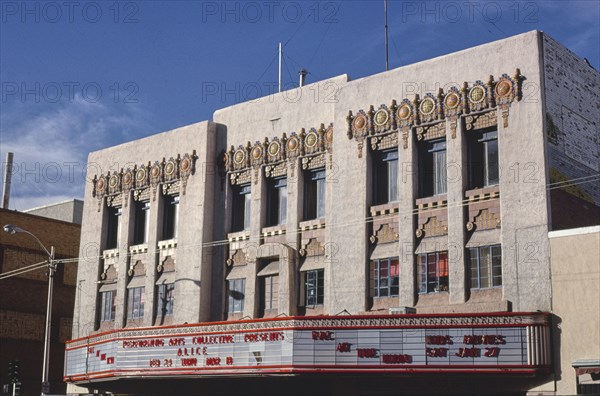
[[3, 224, 55, 396]]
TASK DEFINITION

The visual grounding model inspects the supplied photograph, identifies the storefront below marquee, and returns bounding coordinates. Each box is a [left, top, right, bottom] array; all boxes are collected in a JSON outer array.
[[65, 313, 552, 395]]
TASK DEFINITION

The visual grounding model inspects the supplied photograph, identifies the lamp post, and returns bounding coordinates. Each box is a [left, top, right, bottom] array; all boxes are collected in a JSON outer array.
[[3, 224, 55, 396]]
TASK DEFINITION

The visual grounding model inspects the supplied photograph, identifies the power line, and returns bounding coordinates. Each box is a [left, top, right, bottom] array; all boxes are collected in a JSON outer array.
[[1, 174, 598, 281]]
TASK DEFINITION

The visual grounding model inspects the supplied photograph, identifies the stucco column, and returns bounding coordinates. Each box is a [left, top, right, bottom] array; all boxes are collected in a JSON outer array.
[[143, 195, 161, 326], [243, 171, 264, 318], [398, 131, 417, 307], [447, 121, 467, 305], [115, 198, 134, 328], [284, 159, 300, 315]]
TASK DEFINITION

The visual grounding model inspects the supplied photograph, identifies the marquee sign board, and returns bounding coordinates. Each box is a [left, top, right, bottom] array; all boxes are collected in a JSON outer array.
[[64, 313, 551, 382]]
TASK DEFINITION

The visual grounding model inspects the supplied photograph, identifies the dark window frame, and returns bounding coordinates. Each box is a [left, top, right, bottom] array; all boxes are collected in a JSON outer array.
[[305, 269, 324, 306], [417, 251, 449, 294], [156, 283, 175, 316], [373, 149, 399, 205], [267, 177, 287, 227], [419, 139, 447, 197], [100, 290, 116, 322], [304, 169, 326, 221], [105, 206, 122, 250], [133, 201, 150, 245], [371, 257, 400, 297], [468, 128, 499, 189], [231, 184, 251, 232], [127, 286, 145, 319], [468, 245, 502, 289], [227, 278, 245, 313], [162, 194, 179, 240]]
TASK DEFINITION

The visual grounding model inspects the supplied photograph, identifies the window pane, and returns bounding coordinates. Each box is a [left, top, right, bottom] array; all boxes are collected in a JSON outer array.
[[317, 270, 324, 305], [388, 159, 398, 202], [434, 150, 447, 195], [486, 139, 499, 186], [491, 245, 502, 286], [279, 185, 287, 225], [316, 177, 326, 218], [469, 248, 480, 289], [480, 247, 491, 288], [418, 255, 428, 294]]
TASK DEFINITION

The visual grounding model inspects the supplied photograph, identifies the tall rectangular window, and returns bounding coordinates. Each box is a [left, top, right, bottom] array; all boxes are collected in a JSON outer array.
[[418, 252, 448, 293], [468, 129, 499, 188], [267, 177, 287, 226], [370, 258, 400, 297], [156, 283, 175, 316], [304, 169, 326, 220], [227, 278, 245, 313], [305, 269, 324, 306], [260, 274, 279, 312], [469, 245, 502, 289], [162, 195, 179, 240], [419, 139, 447, 197], [100, 290, 116, 321], [133, 201, 150, 245], [105, 206, 122, 249], [373, 149, 398, 205], [232, 184, 251, 232], [127, 287, 145, 319]]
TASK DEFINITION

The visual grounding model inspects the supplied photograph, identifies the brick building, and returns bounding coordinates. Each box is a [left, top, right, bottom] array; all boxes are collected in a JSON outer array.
[[65, 31, 599, 395], [0, 209, 80, 396]]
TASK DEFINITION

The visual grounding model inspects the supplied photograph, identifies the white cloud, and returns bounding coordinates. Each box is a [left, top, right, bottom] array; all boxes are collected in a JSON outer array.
[[0, 96, 154, 211]]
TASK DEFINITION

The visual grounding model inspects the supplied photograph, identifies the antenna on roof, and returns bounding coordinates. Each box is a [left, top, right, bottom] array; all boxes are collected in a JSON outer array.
[[299, 69, 308, 87], [278, 42, 283, 93], [384, 0, 389, 71]]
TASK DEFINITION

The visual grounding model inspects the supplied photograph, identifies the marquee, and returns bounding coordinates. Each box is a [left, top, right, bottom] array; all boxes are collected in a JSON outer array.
[[64, 312, 551, 382]]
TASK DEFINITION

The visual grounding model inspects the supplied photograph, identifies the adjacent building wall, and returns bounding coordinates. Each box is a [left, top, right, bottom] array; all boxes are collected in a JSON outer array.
[[24, 199, 84, 225], [542, 33, 600, 230], [549, 226, 600, 395]]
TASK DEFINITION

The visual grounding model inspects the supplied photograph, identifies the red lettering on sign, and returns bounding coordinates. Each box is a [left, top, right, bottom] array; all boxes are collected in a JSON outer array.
[[206, 357, 221, 366], [244, 332, 284, 343], [357, 348, 379, 358], [169, 338, 185, 346], [455, 347, 481, 358], [181, 358, 197, 367], [382, 354, 412, 364], [464, 334, 506, 345], [106, 357, 114, 364], [149, 359, 160, 367], [336, 342, 352, 353], [312, 331, 335, 341], [425, 335, 453, 345], [426, 347, 449, 358], [226, 356, 234, 365], [484, 347, 501, 357]]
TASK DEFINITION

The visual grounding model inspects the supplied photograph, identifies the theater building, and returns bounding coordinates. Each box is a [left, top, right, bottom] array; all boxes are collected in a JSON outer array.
[[65, 31, 599, 395]]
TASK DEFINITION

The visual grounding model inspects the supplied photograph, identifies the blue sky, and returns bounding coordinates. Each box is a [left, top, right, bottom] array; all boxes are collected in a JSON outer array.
[[1, 0, 598, 210]]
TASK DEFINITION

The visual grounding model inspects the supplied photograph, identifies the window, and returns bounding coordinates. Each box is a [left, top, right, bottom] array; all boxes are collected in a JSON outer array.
[[469, 245, 502, 289], [260, 274, 279, 312], [418, 252, 448, 293], [100, 290, 116, 321], [127, 287, 145, 319], [305, 269, 324, 306], [267, 177, 287, 226], [133, 201, 150, 244], [468, 129, 499, 188], [419, 139, 447, 197], [370, 258, 400, 297], [162, 195, 179, 240], [156, 283, 175, 316], [304, 169, 326, 220], [105, 206, 122, 249], [232, 184, 251, 232], [373, 149, 398, 205], [227, 278, 245, 313]]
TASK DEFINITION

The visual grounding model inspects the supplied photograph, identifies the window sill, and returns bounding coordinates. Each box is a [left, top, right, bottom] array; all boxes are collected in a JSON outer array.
[[465, 185, 500, 201], [129, 244, 148, 254], [299, 218, 326, 231], [228, 231, 250, 242], [415, 195, 447, 209], [418, 290, 449, 295], [370, 202, 399, 217], [262, 225, 286, 237], [102, 248, 119, 259], [158, 238, 177, 250]]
